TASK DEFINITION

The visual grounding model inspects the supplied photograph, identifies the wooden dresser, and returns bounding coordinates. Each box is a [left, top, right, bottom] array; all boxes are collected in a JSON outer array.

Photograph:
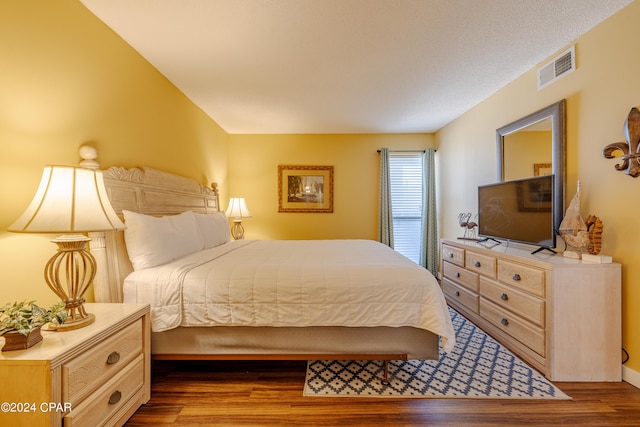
[[0, 303, 150, 427], [440, 238, 621, 381]]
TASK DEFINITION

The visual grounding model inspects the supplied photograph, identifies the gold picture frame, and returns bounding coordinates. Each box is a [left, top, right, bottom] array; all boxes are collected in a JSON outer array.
[[278, 165, 333, 213], [534, 163, 552, 176], [517, 178, 552, 212]]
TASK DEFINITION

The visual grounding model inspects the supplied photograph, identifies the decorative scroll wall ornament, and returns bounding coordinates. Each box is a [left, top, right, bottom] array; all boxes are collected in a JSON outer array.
[[603, 107, 640, 177]]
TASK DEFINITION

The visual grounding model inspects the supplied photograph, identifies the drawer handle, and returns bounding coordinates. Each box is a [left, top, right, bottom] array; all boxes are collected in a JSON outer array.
[[108, 390, 122, 405], [501, 318, 509, 326], [474, 261, 481, 267], [106, 351, 121, 365], [454, 291, 460, 297], [512, 273, 521, 281], [500, 293, 509, 301], [448, 253, 454, 258], [455, 272, 460, 278]]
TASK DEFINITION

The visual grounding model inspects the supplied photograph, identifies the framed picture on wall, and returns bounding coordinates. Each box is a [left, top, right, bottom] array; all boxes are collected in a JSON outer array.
[[534, 163, 552, 176], [278, 165, 334, 213], [517, 177, 553, 212]]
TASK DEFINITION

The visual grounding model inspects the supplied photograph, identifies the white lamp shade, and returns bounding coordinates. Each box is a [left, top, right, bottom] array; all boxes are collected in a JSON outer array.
[[225, 197, 252, 219], [8, 166, 126, 233]]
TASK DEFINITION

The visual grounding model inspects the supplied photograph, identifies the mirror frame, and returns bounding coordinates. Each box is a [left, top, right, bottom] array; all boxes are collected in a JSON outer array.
[[496, 99, 566, 236]]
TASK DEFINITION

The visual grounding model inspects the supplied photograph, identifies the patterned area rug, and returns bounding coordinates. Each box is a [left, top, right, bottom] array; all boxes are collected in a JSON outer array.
[[304, 308, 570, 399]]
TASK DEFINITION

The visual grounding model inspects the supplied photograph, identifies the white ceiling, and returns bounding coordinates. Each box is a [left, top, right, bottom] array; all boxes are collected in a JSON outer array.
[[80, 0, 632, 134]]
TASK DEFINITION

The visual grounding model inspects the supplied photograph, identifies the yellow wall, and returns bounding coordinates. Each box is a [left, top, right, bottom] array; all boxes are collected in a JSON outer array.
[[503, 131, 552, 181], [0, 0, 229, 306], [3, 0, 636, 379], [437, 1, 640, 373], [228, 133, 434, 240]]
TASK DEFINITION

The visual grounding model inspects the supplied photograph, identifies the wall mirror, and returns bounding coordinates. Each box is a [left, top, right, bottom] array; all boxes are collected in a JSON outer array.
[[496, 99, 566, 234]]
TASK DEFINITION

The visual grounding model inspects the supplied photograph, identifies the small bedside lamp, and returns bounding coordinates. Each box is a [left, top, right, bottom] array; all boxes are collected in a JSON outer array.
[[8, 165, 125, 331], [225, 197, 252, 240]]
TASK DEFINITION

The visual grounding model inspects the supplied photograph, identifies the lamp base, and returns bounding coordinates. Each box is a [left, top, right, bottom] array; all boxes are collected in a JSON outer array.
[[47, 313, 95, 331], [231, 220, 245, 240], [45, 235, 97, 331]]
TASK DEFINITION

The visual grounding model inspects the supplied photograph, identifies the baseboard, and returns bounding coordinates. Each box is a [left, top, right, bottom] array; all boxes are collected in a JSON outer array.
[[623, 365, 640, 389]]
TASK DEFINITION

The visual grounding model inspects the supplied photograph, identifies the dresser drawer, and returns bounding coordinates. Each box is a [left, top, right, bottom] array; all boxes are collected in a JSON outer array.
[[480, 277, 544, 327], [480, 298, 545, 356], [64, 353, 144, 427], [442, 278, 478, 313], [465, 251, 497, 279], [443, 261, 478, 292], [63, 319, 143, 405], [442, 244, 464, 267], [498, 260, 545, 297]]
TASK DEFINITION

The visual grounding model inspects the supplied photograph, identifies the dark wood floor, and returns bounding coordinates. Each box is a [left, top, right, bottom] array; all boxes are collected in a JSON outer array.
[[124, 359, 640, 426]]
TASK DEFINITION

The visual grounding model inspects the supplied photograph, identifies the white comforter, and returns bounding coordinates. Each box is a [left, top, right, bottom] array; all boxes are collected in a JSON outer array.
[[123, 239, 455, 352]]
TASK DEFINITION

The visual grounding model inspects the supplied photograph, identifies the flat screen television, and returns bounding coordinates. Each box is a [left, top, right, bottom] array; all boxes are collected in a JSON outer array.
[[477, 175, 556, 253]]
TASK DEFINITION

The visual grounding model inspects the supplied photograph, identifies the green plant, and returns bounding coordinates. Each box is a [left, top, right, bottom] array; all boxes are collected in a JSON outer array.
[[0, 300, 67, 337]]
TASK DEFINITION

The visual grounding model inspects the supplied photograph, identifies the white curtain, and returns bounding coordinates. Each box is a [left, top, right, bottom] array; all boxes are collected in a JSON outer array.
[[377, 148, 393, 247], [420, 148, 438, 275]]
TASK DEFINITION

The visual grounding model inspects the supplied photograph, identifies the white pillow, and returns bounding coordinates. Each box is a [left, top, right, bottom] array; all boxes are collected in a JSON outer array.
[[123, 210, 204, 271], [195, 212, 231, 248]]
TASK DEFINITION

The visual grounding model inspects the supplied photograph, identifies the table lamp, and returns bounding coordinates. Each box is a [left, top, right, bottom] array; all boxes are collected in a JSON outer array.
[[225, 197, 252, 240], [8, 165, 125, 331]]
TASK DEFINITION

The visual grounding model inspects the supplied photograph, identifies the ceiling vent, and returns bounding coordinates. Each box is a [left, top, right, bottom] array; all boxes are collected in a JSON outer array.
[[537, 46, 576, 90]]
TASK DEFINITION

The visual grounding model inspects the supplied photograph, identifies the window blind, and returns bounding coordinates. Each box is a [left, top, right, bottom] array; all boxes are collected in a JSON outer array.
[[389, 152, 423, 264]]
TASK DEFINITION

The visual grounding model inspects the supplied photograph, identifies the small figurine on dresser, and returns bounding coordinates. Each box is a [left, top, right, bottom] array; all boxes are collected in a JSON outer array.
[[457, 212, 478, 240], [558, 182, 606, 261]]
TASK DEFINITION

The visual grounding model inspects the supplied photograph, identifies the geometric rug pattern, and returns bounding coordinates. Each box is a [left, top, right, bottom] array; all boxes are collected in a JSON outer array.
[[304, 308, 570, 399]]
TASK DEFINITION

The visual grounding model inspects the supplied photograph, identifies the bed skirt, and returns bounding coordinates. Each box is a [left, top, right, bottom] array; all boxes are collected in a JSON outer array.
[[151, 325, 440, 361]]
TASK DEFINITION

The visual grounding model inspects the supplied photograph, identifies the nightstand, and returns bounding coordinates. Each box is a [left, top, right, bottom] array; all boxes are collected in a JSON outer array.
[[0, 303, 150, 427]]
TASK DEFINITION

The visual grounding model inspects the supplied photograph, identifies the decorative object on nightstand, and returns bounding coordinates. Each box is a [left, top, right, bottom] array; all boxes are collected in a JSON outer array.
[[225, 197, 252, 240], [603, 107, 640, 177], [0, 300, 67, 351], [8, 164, 125, 330]]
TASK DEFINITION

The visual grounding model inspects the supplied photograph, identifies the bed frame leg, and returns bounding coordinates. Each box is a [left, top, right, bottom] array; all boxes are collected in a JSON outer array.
[[382, 360, 389, 385]]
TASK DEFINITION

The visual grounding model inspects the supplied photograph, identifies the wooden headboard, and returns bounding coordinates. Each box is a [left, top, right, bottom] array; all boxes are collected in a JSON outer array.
[[91, 166, 220, 303]]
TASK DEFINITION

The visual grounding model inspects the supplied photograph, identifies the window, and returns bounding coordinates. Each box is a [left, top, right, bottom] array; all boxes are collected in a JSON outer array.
[[389, 152, 423, 264]]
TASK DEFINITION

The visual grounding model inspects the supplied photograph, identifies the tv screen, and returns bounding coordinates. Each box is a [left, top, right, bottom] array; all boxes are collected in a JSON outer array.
[[478, 175, 555, 249]]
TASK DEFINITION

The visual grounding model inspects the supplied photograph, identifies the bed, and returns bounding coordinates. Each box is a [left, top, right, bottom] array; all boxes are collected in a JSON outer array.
[[91, 165, 455, 368]]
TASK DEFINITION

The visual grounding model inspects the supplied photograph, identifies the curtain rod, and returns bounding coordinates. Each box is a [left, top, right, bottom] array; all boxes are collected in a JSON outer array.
[[376, 149, 435, 153]]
